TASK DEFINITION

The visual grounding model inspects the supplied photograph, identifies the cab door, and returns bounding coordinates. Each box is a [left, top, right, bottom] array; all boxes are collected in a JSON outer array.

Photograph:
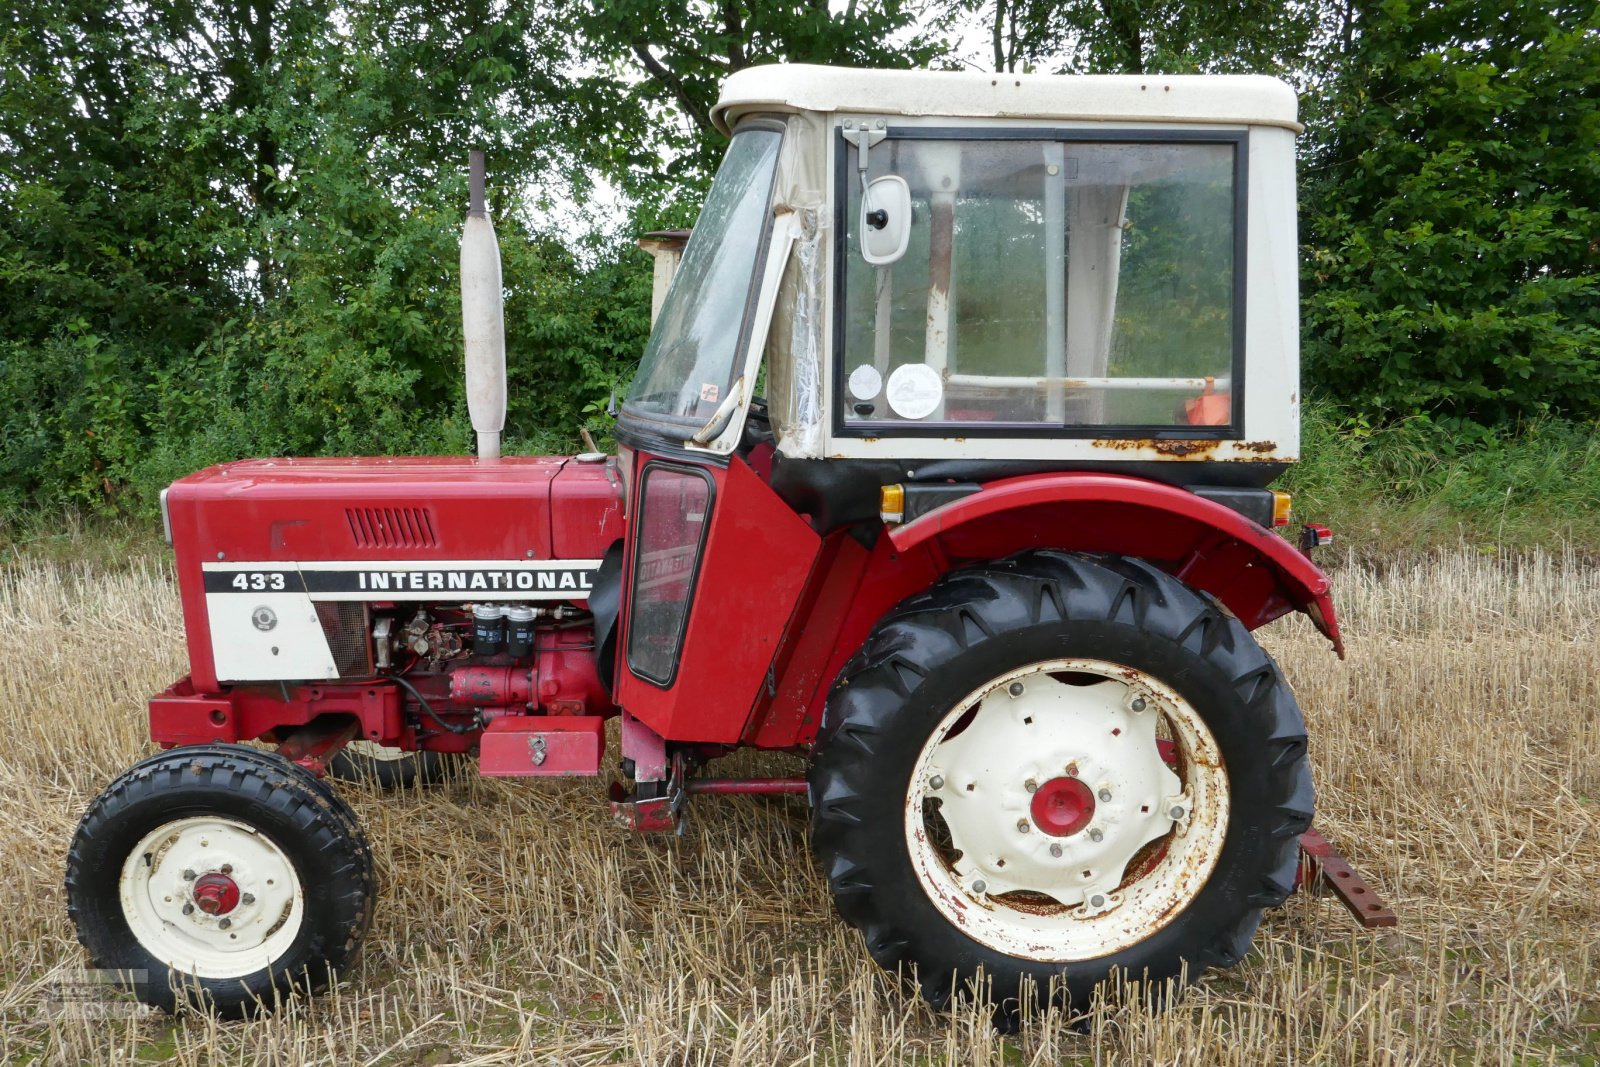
[[614, 451, 819, 743]]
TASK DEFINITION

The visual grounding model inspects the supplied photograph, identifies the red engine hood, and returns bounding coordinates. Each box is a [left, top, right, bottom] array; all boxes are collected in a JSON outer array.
[[166, 455, 624, 563]]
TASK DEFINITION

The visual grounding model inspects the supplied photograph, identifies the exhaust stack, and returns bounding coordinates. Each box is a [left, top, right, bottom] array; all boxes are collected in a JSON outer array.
[[461, 150, 506, 461]]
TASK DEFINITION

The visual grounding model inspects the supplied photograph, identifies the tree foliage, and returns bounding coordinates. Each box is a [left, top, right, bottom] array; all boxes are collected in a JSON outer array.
[[1300, 0, 1600, 424], [1, 0, 1595, 514]]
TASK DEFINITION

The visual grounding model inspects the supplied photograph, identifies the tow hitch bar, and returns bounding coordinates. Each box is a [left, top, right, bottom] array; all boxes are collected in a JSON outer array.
[[1298, 827, 1398, 927]]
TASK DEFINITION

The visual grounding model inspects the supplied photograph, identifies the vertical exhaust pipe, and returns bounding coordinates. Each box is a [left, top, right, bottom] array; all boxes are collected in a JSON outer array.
[[461, 150, 506, 461]]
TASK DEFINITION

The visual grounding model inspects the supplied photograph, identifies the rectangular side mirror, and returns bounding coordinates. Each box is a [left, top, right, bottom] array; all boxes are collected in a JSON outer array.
[[860, 175, 911, 266]]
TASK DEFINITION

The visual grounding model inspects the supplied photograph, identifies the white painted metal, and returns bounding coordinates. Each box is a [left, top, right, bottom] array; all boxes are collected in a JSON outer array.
[[712, 66, 1301, 134], [1065, 184, 1129, 424], [1043, 144, 1067, 423], [947, 374, 1231, 391], [461, 210, 507, 461], [687, 211, 801, 456], [119, 816, 305, 981], [205, 590, 337, 682], [903, 659, 1230, 962], [1243, 126, 1301, 458]]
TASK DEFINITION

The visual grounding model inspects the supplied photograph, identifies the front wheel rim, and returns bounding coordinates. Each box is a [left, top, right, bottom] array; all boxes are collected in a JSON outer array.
[[904, 658, 1230, 963], [119, 816, 305, 980]]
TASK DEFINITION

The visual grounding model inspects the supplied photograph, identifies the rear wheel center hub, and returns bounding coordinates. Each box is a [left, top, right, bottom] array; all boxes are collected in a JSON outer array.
[[191, 872, 241, 916], [1030, 776, 1095, 837]]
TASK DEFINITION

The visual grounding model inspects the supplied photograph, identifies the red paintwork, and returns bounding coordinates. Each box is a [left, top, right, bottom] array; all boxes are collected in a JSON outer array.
[[150, 677, 403, 748], [1031, 777, 1096, 837], [479, 715, 606, 776], [450, 665, 533, 705], [191, 873, 241, 916], [615, 454, 821, 743], [737, 472, 1343, 748], [887, 472, 1343, 654], [151, 447, 1338, 767], [163, 455, 621, 692]]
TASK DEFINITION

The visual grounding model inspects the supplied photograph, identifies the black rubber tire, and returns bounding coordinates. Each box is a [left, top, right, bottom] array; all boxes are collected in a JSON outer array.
[[809, 551, 1313, 1024], [328, 743, 455, 789], [66, 744, 376, 1016]]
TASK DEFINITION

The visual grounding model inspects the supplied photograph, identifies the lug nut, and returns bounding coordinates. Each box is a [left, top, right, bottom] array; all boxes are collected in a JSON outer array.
[[928, 774, 944, 790], [1024, 778, 1038, 793], [181, 903, 194, 915], [182, 869, 196, 881], [1049, 843, 1063, 858], [972, 880, 987, 894], [1016, 818, 1030, 833], [1007, 682, 1025, 697], [1130, 697, 1147, 712], [218, 918, 231, 930], [1089, 828, 1104, 842], [1098, 788, 1112, 802], [241, 893, 255, 906], [220, 864, 232, 875], [1090, 894, 1106, 908]]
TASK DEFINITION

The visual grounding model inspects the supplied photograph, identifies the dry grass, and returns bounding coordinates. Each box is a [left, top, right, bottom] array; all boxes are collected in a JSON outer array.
[[0, 547, 1596, 1065]]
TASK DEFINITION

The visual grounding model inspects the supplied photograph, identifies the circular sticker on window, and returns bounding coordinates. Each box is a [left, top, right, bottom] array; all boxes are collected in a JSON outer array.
[[886, 364, 943, 420], [847, 364, 883, 400]]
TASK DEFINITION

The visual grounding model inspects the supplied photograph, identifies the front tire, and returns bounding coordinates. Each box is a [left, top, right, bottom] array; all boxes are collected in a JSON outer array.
[[66, 744, 376, 1016], [809, 551, 1313, 1022]]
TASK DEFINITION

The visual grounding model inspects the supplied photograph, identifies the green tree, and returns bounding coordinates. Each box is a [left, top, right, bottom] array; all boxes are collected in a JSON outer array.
[[571, 1, 954, 222], [1301, 0, 1600, 424]]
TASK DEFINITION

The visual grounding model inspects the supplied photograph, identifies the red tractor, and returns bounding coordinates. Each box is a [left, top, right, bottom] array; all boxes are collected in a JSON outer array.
[[68, 66, 1367, 1021]]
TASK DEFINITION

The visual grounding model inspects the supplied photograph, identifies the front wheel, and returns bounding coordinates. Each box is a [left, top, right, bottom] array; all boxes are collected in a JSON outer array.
[[809, 551, 1313, 1023], [66, 744, 375, 1015]]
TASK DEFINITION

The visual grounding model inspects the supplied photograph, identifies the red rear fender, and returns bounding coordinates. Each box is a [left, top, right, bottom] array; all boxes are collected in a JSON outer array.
[[886, 473, 1343, 656]]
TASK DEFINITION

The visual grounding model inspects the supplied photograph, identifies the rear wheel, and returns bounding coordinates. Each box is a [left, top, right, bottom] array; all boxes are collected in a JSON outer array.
[[809, 551, 1312, 1023], [328, 742, 454, 789], [66, 744, 375, 1015]]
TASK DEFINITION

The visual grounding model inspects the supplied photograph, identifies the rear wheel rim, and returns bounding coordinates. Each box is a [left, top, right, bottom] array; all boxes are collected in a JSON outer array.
[[904, 658, 1229, 963], [119, 816, 304, 980]]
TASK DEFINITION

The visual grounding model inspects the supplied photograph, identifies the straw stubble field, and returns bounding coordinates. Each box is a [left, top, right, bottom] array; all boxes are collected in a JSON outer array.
[[0, 548, 1596, 1065]]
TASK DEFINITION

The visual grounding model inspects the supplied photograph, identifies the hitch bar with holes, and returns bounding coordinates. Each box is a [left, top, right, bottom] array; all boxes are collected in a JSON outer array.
[[1298, 827, 1397, 927]]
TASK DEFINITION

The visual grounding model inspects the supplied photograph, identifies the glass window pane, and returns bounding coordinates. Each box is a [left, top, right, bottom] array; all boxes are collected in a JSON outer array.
[[626, 128, 782, 424], [840, 137, 1237, 431], [626, 465, 714, 686]]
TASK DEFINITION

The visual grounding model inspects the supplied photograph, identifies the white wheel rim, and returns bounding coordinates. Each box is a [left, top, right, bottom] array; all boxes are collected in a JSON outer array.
[[119, 816, 305, 980], [904, 658, 1229, 962], [345, 741, 414, 763]]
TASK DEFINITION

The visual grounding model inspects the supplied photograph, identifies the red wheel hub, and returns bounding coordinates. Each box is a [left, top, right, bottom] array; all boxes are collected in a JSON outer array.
[[1030, 776, 1096, 837], [191, 872, 241, 916]]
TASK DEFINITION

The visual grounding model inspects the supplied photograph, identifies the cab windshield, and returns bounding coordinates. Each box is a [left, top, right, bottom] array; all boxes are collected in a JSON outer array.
[[624, 126, 783, 426]]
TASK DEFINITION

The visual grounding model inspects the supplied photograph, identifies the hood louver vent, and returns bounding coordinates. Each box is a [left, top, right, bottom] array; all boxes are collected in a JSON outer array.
[[346, 507, 438, 549]]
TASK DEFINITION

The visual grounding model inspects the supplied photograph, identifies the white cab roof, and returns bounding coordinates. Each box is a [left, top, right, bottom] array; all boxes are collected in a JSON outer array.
[[712, 65, 1300, 134]]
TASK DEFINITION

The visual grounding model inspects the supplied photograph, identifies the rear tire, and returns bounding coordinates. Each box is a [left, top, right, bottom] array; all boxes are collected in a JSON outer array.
[[328, 742, 455, 789], [809, 551, 1312, 1024], [66, 744, 375, 1016]]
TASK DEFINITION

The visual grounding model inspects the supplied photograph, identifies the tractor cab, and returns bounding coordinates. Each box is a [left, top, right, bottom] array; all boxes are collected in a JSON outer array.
[[609, 66, 1319, 744], [621, 65, 1300, 475]]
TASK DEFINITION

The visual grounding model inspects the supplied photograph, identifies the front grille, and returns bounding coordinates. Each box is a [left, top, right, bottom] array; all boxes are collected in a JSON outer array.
[[346, 506, 437, 549], [316, 602, 373, 677]]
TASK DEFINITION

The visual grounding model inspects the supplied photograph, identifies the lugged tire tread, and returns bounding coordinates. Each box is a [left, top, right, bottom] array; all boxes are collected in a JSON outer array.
[[809, 550, 1313, 1022], [65, 744, 375, 1017]]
